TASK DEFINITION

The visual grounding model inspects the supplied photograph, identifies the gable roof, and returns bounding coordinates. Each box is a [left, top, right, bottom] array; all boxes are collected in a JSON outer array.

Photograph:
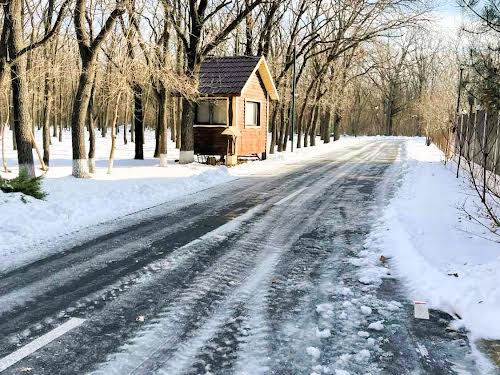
[[199, 56, 279, 101]]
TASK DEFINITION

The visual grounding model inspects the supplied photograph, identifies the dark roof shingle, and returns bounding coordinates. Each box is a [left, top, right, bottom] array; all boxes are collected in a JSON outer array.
[[199, 56, 261, 96]]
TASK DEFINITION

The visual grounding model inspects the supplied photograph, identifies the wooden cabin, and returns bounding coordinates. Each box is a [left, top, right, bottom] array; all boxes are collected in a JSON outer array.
[[194, 56, 279, 164]]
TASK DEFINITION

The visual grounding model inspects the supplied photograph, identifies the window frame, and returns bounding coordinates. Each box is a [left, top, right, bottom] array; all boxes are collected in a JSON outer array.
[[244, 99, 262, 128], [194, 97, 229, 127]]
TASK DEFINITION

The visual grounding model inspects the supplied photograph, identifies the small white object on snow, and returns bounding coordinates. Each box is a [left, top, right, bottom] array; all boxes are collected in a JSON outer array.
[[414, 301, 429, 320], [357, 331, 370, 338], [366, 337, 376, 346], [306, 346, 321, 359], [367, 321, 384, 331], [360, 306, 372, 315], [335, 370, 350, 375]]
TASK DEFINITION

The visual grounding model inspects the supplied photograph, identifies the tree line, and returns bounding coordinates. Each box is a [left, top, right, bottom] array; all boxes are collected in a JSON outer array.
[[1, 0, 443, 179]]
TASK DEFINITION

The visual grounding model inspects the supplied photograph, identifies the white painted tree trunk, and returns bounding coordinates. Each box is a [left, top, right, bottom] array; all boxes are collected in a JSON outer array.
[[179, 150, 194, 164], [1, 122, 10, 173], [88, 158, 96, 174], [159, 153, 168, 167], [72, 159, 89, 178]]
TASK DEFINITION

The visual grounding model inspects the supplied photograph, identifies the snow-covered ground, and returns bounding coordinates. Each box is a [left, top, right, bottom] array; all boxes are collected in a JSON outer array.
[[0, 128, 367, 273], [363, 138, 500, 360]]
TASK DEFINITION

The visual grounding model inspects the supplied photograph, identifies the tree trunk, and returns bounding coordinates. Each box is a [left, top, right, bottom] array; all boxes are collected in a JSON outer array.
[[158, 89, 168, 167], [133, 84, 144, 160], [42, 92, 51, 166], [101, 104, 108, 138], [269, 107, 278, 154], [277, 103, 287, 152], [170, 96, 176, 142], [323, 109, 331, 143], [179, 97, 194, 164], [71, 55, 96, 178], [107, 92, 122, 174], [7, 0, 36, 177], [87, 82, 97, 173], [309, 104, 320, 147], [42, 64, 53, 167], [176, 97, 182, 149], [123, 94, 129, 145], [333, 111, 341, 141], [245, 0, 253, 56], [154, 109, 160, 158], [282, 104, 292, 151]]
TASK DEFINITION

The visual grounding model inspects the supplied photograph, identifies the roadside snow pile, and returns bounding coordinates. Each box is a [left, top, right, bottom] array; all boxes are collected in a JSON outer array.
[[0, 129, 369, 272], [365, 138, 500, 340]]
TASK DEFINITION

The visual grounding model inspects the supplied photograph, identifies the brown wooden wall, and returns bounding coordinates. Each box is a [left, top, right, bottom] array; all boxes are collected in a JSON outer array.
[[194, 126, 229, 156], [236, 71, 268, 156]]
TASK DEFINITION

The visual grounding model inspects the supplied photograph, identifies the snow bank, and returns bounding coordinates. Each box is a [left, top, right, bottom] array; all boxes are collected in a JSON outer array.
[[0, 129, 369, 273], [366, 138, 500, 341]]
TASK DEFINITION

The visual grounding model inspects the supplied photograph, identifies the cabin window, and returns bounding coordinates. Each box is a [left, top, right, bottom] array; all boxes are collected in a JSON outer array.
[[245, 101, 260, 127], [196, 99, 227, 125]]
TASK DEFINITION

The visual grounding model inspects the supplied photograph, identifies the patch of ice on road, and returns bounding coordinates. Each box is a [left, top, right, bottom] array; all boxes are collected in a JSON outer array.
[[367, 321, 384, 331], [306, 346, 321, 359], [315, 327, 331, 338], [360, 306, 372, 315]]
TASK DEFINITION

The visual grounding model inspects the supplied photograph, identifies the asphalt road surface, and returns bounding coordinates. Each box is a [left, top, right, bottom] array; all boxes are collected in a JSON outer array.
[[0, 140, 483, 374]]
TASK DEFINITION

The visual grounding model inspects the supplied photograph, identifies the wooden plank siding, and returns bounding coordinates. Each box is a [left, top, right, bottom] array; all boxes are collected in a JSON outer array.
[[236, 71, 268, 156], [194, 126, 229, 156]]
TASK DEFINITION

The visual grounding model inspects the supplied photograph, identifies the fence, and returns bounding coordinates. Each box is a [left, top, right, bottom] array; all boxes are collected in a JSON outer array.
[[455, 110, 500, 176]]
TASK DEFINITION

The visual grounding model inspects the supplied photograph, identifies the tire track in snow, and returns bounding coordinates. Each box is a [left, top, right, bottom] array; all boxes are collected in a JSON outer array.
[[1, 140, 391, 374], [129, 142, 394, 375]]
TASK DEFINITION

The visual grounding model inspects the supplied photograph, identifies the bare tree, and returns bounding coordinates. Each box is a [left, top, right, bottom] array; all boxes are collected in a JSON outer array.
[[169, 0, 264, 164], [71, 0, 125, 178], [0, 0, 69, 176]]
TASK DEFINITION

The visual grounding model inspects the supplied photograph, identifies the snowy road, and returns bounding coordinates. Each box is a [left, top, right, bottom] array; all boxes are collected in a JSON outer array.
[[0, 140, 481, 374]]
